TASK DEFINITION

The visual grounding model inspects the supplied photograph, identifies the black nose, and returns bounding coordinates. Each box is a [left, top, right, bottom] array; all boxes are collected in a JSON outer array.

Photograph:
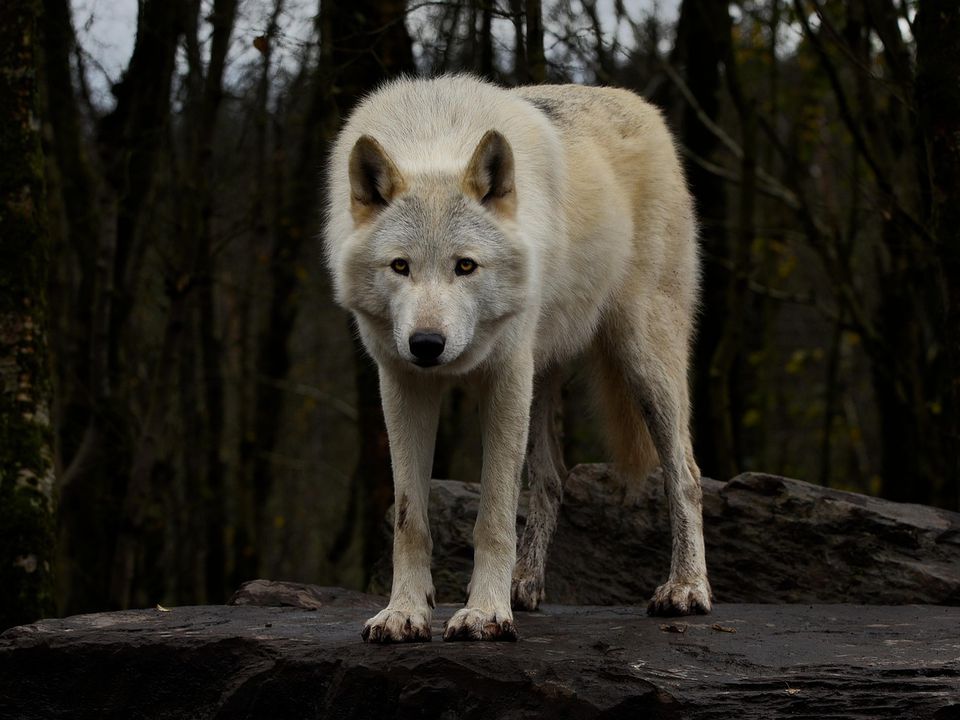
[[409, 332, 445, 363]]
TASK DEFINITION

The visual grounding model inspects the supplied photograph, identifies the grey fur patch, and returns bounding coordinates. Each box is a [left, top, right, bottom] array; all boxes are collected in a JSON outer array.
[[525, 97, 562, 122], [396, 493, 409, 531]]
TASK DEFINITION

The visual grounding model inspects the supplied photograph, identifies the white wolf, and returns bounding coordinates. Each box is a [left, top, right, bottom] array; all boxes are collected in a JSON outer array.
[[324, 75, 710, 643]]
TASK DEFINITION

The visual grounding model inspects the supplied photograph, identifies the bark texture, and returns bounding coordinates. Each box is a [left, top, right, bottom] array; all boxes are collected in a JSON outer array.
[[914, 0, 960, 510], [0, 0, 57, 630]]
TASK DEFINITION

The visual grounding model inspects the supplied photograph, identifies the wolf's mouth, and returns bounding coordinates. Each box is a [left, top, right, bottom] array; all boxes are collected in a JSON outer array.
[[413, 358, 440, 368]]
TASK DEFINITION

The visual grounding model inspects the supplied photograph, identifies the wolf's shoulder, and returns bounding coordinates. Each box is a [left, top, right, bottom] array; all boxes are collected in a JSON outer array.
[[513, 84, 664, 133]]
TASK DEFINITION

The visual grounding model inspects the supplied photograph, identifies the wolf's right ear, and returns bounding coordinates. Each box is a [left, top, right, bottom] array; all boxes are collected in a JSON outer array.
[[349, 135, 405, 225], [462, 130, 516, 219]]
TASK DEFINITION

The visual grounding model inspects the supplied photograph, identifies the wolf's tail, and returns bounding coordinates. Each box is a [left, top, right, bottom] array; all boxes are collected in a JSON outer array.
[[592, 350, 660, 484]]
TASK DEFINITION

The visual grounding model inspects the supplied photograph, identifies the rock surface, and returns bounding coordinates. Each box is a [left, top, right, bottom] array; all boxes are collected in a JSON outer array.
[[229, 579, 384, 610], [370, 465, 960, 606], [1, 592, 958, 719]]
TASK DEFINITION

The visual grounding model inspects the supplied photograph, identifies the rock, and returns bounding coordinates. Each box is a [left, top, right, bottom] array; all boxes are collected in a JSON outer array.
[[371, 465, 960, 606], [229, 580, 384, 610], [1, 599, 957, 718]]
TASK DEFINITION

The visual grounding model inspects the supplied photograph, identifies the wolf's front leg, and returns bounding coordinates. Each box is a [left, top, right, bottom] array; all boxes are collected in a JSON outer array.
[[362, 368, 441, 643], [443, 353, 534, 641]]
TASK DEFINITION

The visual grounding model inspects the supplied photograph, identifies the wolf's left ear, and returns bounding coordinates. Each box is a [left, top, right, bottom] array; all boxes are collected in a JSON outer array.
[[349, 135, 405, 225], [462, 130, 516, 218]]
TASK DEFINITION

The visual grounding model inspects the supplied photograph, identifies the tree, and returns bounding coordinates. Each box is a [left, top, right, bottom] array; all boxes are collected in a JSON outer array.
[[672, 0, 739, 481], [789, 0, 953, 506], [324, 0, 416, 581], [914, 0, 960, 509], [0, 0, 57, 629]]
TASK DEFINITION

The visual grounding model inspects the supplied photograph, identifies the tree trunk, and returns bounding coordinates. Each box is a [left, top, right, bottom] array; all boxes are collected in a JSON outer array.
[[479, 0, 494, 79], [323, 0, 415, 581], [0, 0, 58, 630], [508, 0, 526, 82], [183, 0, 238, 606], [242, 0, 353, 581], [40, 0, 118, 615], [230, 0, 283, 593], [914, 0, 960, 509], [674, 0, 738, 480], [99, 0, 185, 609], [525, 0, 546, 83]]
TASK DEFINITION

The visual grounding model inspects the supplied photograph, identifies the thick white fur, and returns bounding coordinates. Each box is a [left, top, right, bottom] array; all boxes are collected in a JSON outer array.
[[325, 75, 710, 642]]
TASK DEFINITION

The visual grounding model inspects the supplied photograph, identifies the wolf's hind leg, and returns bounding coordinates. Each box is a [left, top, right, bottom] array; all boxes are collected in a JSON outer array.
[[512, 366, 566, 611], [601, 305, 711, 616]]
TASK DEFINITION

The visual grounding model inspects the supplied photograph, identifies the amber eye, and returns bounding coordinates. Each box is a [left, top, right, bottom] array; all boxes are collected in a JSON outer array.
[[390, 258, 409, 275], [455, 258, 477, 276]]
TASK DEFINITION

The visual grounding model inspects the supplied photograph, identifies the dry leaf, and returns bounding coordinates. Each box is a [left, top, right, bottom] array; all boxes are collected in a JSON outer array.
[[711, 623, 737, 633], [155, 604, 171, 612], [659, 623, 687, 634]]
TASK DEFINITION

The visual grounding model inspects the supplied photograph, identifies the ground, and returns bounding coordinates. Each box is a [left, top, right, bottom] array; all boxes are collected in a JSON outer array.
[[1, 587, 958, 719]]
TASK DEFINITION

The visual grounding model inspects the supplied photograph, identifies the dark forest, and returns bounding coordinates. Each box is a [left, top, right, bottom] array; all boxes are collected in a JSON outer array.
[[1, 0, 958, 628]]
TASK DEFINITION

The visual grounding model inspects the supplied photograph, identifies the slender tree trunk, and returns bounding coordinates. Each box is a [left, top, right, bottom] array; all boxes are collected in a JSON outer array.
[[99, 0, 185, 609], [98, 0, 185, 384], [231, 0, 284, 593], [508, 0, 526, 82], [41, 0, 100, 419], [914, 0, 960, 509], [186, 0, 238, 606], [525, 0, 546, 83], [0, 0, 57, 629], [324, 0, 415, 581], [479, 0, 494, 78], [40, 0, 117, 614], [674, 0, 738, 480], [244, 0, 349, 580]]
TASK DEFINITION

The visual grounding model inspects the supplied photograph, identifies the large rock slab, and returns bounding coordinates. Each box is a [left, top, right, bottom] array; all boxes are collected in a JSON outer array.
[[1, 597, 957, 718], [371, 465, 960, 605]]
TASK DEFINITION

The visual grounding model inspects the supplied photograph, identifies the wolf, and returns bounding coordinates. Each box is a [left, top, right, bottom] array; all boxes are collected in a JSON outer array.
[[324, 75, 710, 643]]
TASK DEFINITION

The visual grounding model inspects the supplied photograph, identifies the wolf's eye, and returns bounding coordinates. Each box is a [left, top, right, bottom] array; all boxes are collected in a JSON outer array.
[[455, 258, 477, 276], [390, 258, 409, 276]]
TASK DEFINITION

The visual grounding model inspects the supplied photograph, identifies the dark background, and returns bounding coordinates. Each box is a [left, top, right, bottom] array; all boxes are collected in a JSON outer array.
[[1, 0, 957, 627]]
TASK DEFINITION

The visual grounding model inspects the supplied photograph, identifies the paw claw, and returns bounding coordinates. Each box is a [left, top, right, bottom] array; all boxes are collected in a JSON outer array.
[[362, 606, 432, 643], [511, 574, 544, 611], [443, 607, 518, 642], [647, 578, 712, 617]]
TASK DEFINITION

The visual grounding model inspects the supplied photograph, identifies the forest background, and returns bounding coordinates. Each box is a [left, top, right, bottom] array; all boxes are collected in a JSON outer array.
[[1, 0, 957, 628]]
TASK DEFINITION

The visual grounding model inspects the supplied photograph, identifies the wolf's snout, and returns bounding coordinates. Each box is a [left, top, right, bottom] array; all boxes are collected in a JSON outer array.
[[409, 332, 445, 365]]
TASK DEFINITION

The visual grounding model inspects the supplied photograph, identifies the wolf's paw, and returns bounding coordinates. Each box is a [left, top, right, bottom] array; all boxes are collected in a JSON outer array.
[[647, 578, 712, 616], [361, 606, 432, 643], [442, 607, 518, 642], [511, 572, 544, 611]]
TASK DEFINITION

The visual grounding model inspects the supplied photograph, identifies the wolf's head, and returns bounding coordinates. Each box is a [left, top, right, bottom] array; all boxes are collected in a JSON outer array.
[[336, 131, 531, 373]]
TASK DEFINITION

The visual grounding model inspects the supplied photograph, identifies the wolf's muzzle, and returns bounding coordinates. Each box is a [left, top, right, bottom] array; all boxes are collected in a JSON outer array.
[[410, 332, 445, 366]]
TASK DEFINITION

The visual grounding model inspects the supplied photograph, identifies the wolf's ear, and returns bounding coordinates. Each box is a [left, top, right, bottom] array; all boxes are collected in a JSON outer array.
[[349, 135, 405, 224], [462, 130, 516, 218]]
